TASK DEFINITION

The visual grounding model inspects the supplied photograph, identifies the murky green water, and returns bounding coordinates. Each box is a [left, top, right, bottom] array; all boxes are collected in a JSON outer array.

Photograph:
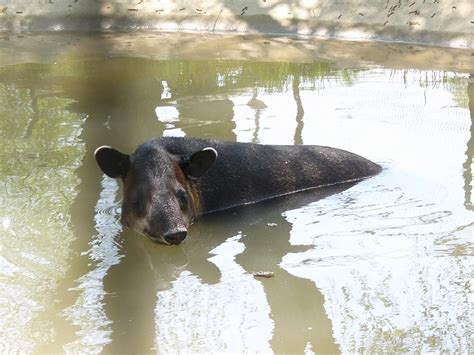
[[1, 33, 473, 354]]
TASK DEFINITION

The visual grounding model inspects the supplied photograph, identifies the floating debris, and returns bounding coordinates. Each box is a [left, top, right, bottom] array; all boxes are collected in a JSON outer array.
[[252, 271, 274, 278]]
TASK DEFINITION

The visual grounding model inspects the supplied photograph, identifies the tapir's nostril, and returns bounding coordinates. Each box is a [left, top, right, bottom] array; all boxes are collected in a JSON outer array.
[[164, 231, 187, 245]]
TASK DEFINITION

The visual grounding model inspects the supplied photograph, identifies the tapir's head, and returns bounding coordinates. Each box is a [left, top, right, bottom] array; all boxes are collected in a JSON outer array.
[[94, 142, 217, 245]]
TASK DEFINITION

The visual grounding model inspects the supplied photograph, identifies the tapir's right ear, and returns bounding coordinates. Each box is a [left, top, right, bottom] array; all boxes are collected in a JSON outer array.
[[94, 146, 130, 178], [183, 147, 218, 179]]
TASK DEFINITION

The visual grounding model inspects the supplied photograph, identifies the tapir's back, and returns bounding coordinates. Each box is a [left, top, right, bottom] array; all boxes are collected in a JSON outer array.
[[160, 137, 381, 213]]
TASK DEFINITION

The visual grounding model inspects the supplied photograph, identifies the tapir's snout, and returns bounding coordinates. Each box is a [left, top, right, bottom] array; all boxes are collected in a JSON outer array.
[[163, 230, 188, 245]]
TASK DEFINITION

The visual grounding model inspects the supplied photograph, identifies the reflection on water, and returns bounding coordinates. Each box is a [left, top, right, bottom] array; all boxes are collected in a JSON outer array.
[[0, 83, 85, 352], [0, 44, 472, 354], [155, 233, 273, 354], [63, 176, 122, 353], [282, 172, 472, 352]]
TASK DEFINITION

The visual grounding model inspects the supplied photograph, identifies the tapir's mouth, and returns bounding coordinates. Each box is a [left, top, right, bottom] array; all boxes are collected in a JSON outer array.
[[148, 230, 189, 245], [144, 231, 171, 245], [148, 235, 171, 245], [122, 223, 172, 245]]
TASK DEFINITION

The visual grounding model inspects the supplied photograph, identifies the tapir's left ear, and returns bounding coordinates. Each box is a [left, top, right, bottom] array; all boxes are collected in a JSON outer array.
[[184, 147, 218, 179], [94, 146, 130, 178]]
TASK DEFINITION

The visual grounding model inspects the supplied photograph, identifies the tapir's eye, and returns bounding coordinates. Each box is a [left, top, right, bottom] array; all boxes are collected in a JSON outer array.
[[129, 189, 146, 217], [176, 189, 188, 208]]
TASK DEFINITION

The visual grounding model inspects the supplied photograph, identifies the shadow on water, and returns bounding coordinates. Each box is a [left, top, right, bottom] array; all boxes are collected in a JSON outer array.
[[105, 184, 354, 353], [218, 185, 348, 353]]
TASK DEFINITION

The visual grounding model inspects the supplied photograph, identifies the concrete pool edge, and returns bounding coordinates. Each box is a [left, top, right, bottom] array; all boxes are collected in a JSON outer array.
[[0, 0, 473, 49]]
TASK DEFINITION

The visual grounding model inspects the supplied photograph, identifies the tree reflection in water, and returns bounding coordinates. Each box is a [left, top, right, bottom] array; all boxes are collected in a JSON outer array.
[[0, 57, 472, 354]]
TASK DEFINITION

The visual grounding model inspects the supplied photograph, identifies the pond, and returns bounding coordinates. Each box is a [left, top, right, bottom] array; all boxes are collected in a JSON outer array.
[[0, 33, 473, 354]]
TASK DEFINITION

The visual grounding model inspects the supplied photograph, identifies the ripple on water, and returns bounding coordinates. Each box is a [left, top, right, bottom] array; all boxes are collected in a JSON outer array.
[[281, 163, 473, 352], [62, 176, 123, 354]]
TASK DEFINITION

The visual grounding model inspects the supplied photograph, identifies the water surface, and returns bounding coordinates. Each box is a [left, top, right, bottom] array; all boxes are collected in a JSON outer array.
[[0, 34, 473, 354]]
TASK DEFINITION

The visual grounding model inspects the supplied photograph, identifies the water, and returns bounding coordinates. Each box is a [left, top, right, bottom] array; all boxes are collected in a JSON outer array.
[[0, 33, 473, 354]]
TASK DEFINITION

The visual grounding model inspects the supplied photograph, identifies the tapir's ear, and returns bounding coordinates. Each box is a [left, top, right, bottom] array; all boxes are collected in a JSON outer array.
[[94, 146, 130, 178], [184, 147, 218, 179]]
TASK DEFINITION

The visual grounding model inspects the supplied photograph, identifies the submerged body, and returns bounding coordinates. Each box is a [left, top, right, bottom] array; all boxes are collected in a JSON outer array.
[[95, 137, 381, 245]]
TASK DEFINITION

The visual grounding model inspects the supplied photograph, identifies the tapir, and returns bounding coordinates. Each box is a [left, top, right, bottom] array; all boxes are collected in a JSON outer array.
[[95, 137, 381, 245]]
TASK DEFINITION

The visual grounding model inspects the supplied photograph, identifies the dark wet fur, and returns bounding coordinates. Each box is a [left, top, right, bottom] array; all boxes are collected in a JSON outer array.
[[156, 137, 382, 214]]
